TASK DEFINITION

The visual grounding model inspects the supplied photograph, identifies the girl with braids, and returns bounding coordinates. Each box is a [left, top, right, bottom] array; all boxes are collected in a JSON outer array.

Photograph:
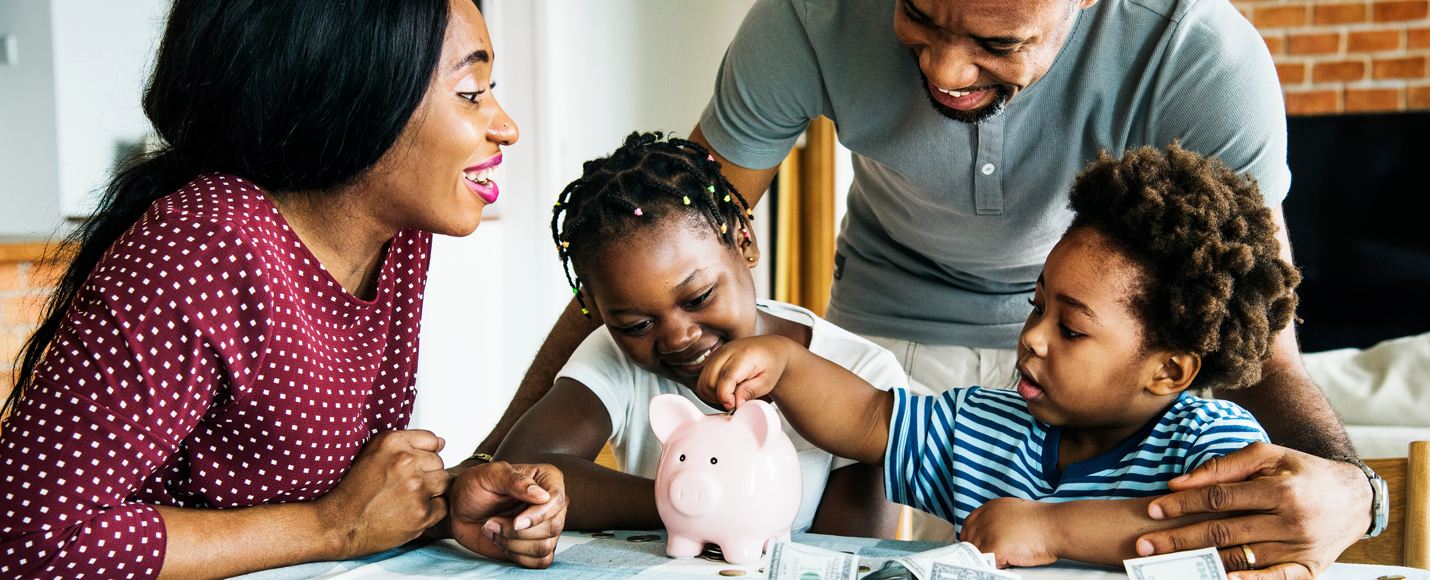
[[697, 143, 1299, 567], [0, 1, 566, 578], [494, 132, 905, 536]]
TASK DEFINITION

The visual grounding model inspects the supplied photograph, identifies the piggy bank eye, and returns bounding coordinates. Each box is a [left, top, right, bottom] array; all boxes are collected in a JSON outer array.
[[679, 454, 686, 462], [710, 457, 718, 465]]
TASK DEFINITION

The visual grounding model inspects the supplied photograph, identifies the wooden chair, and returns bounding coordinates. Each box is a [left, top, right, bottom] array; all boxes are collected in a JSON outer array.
[[1338, 441, 1429, 569]]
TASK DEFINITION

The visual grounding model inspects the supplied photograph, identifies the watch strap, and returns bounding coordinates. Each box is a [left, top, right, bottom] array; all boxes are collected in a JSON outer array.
[[1330, 455, 1389, 539]]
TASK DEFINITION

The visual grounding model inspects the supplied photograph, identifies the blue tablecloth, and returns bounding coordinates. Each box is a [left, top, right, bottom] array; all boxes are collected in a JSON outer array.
[[233, 530, 1428, 580]]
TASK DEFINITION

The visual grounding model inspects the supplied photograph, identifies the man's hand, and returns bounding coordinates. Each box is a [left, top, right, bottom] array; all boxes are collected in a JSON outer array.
[[1137, 442, 1370, 580], [448, 461, 568, 569], [961, 497, 1060, 568], [695, 335, 798, 410]]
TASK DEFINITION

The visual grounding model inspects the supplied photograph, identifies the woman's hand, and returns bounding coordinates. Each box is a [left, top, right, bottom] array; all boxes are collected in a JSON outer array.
[[696, 335, 797, 410], [1137, 442, 1371, 580], [961, 497, 1060, 568], [447, 461, 568, 568], [313, 429, 452, 559]]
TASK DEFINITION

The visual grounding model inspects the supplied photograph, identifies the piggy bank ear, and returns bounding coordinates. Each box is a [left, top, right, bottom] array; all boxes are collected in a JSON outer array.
[[649, 394, 705, 444], [730, 399, 782, 450]]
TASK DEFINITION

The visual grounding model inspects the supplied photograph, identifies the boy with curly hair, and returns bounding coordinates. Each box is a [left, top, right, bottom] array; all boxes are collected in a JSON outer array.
[[695, 144, 1301, 567]]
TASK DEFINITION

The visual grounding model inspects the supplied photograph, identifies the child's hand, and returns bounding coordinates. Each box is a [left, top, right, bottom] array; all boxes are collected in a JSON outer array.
[[960, 497, 1061, 568], [696, 336, 798, 411]]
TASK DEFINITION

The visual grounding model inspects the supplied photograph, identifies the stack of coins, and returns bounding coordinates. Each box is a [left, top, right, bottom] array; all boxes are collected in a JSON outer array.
[[699, 544, 725, 562], [626, 534, 661, 543], [589, 531, 615, 538]]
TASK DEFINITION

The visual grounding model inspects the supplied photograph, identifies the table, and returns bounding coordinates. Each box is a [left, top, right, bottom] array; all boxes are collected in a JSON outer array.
[[233, 530, 1429, 580]]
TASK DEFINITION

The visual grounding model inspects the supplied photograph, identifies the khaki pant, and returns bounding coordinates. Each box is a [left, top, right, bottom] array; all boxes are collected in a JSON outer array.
[[861, 335, 1019, 542]]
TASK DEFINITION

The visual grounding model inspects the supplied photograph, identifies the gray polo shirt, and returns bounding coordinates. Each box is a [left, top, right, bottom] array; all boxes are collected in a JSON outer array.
[[699, 0, 1289, 349]]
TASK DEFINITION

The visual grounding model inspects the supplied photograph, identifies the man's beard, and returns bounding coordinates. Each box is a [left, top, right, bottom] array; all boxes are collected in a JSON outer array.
[[920, 71, 1010, 124]]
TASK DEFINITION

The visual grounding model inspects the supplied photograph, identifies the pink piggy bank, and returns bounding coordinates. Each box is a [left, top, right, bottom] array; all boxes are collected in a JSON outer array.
[[649, 394, 802, 564]]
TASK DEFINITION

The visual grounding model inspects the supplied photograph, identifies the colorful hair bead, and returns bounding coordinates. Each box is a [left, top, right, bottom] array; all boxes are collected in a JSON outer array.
[[721, 224, 728, 234], [634, 208, 643, 216], [561, 241, 570, 248], [724, 195, 731, 202], [683, 196, 691, 205], [581, 308, 589, 315], [707, 155, 714, 161], [707, 185, 715, 193]]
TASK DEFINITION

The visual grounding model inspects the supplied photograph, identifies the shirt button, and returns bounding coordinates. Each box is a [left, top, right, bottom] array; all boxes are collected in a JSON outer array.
[[981, 163, 996, 175]]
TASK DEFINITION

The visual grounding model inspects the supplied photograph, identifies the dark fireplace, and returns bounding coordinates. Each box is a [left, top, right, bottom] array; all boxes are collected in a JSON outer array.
[[1284, 112, 1430, 352]]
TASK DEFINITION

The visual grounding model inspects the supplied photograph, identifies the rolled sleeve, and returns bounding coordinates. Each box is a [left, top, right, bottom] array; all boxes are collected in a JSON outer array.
[[1150, 0, 1290, 206], [698, 0, 830, 170]]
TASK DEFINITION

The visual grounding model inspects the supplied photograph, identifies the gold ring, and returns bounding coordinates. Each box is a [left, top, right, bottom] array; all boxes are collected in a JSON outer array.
[[1240, 544, 1257, 570]]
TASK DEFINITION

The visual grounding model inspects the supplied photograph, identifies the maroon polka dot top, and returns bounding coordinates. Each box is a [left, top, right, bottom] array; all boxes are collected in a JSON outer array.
[[0, 174, 432, 579]]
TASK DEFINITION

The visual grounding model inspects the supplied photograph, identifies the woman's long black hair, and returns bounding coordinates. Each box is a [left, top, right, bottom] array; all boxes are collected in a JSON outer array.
[[3, 0, 453, 418]]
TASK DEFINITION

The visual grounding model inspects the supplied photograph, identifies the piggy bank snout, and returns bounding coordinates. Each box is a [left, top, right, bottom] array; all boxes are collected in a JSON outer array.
[[667, 470, 723, 517]]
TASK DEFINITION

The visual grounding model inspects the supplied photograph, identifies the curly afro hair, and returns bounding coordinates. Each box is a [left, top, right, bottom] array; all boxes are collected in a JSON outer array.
[[1068, 143, 1301, 391]]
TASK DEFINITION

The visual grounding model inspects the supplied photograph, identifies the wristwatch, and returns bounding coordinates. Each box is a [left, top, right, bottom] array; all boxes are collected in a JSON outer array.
[[1330, 455, 1388, 538]]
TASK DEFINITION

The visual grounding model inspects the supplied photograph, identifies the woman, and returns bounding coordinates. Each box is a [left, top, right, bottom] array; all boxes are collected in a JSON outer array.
[[0, 1, 566, 578]]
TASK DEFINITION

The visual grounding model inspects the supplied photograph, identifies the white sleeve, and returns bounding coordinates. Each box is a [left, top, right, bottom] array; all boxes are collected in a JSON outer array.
[[556, 327, 639, 442]]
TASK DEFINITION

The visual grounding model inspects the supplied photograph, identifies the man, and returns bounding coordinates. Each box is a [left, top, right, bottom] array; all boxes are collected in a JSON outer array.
[[462, 0, 1379, 577]]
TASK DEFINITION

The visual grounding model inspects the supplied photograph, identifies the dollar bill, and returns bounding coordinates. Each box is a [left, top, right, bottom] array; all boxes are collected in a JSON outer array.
[[896, 542, 991, 579], [765, 540, 860, 580], [928, 561, 1021, 580], [1123, 547, 1229, 580]]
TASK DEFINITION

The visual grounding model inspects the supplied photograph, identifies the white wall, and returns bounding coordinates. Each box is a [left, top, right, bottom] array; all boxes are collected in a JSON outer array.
[[0, 1, 62, 239], [0, 0, 166, 238], [50, 0, 168, 218], [410, 0, 759, 465]]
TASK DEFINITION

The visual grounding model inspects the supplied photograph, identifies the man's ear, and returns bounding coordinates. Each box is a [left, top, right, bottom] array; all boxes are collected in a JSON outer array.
[[1147, 353, 1200, 396]]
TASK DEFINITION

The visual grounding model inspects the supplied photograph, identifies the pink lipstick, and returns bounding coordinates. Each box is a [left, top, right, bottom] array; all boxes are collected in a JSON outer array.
[[463, 154, 502, 204]]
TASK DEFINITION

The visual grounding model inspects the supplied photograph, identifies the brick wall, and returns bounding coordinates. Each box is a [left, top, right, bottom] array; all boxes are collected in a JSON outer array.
[[0, 243, 61, 405], [1236, 0, 1430, 114]]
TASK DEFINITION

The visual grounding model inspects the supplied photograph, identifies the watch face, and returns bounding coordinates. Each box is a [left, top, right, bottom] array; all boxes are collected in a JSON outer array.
[[1368, 476, 1390, 538]]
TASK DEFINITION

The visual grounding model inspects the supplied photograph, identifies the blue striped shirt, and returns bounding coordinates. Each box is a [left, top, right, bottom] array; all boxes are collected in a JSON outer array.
[[884, 388, 1269, 532]]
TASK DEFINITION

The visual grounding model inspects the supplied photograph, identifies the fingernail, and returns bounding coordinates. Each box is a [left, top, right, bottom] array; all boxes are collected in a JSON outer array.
[[1148, 504, 1164, 519], [527, 484, 546, 497], [484, 520, 500, 536], [1170, 474, 1188, 484], [515, 517, 532, 531], [1136, 540, 1153, 556]]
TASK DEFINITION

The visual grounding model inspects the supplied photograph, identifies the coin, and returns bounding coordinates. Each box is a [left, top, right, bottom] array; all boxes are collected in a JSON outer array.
[[591, 532, 615, 538], [1377, 576, 1406, 580], [859, 566, 871, 573], [627, 534, 660, 542], [720, 570, 747, 576]]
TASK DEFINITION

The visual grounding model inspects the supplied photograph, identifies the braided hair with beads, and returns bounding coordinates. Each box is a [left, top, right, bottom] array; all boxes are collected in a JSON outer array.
[[552, 131, 755, 317]]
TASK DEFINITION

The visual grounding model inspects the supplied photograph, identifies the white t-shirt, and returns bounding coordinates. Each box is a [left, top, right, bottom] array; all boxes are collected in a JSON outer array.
[[558, 300, 908, 532]]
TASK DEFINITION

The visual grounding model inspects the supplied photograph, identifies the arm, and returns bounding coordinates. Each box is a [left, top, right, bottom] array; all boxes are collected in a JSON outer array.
[[698, 335, 893, 465], [472, 298, 604, 456], [156, 430, 450, 579], [807, 464, 901, 539], [491, 378, 663, 531], [1136, 442, 1371, 580], [1214, 205, 1353, 458], [961, 496, 1225, 567]]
